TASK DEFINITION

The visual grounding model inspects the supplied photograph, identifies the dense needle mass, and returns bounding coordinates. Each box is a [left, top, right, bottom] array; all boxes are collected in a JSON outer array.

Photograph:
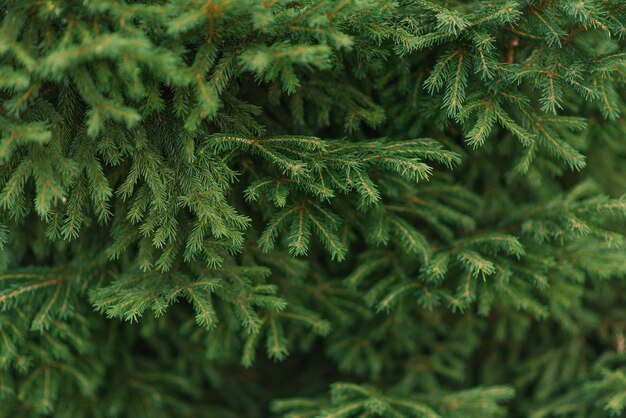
[[0, 1, 626, 417]]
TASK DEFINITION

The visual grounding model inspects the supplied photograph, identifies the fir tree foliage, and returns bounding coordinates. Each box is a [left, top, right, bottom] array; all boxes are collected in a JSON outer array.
[[0, 0, 625, 417]]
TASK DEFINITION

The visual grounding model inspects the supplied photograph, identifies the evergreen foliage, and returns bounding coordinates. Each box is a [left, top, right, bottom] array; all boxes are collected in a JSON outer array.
[[0, 0, 625, 416]]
